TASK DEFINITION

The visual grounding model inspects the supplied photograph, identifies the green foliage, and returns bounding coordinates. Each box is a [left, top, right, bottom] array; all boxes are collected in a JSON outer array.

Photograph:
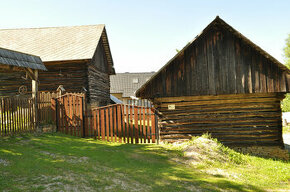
[[281, 94, 290, 112], [282, 34, 290, 111], [284, 34, 290, 68]]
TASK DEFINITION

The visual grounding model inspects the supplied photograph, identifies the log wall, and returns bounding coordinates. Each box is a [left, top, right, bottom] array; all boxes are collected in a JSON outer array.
[[0, 61, 88, 97], [155, 93, 285, 147], [87, 40, 111, 107]]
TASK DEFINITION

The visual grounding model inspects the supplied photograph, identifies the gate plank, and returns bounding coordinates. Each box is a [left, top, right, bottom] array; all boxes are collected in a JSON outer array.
[[110, 106, 113, 142], [134, 106, 139, 144], [93, 110, 97, 139], [130, 105, 134, 144], [113, 106, 117, 142], [97, 109, 101, 140], [117, 105, 122, 143], [101, 109, 105, 140], [151, 108, 156, 143], [106, 108, 110, 141]]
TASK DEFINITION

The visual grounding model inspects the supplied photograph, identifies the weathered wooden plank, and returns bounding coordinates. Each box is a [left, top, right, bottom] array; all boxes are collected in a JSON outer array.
[[117, 105, 122, 143], [134, 106, 139, 144]]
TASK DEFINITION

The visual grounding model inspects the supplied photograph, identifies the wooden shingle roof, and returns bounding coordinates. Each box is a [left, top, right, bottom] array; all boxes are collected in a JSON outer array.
[[0, 24, 114, 73], [0, 47, 46, 70]]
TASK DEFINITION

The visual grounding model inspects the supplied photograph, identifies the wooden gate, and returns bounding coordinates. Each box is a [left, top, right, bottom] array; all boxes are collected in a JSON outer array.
[[52, 95, 159, 144], [52, 93, 85, 137], [91, 104, 159, 144]]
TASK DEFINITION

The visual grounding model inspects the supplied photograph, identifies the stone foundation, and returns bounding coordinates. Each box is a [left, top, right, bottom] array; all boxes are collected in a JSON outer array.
[[232, 146, 289, 161]]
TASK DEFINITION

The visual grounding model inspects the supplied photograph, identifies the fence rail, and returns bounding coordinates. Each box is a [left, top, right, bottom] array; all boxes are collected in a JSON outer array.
[[0, 96, 35, 136]]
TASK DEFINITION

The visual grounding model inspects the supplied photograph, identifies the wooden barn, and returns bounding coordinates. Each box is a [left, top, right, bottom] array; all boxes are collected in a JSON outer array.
[[136, 16, 290, 147], [0, 25, 115, 107]]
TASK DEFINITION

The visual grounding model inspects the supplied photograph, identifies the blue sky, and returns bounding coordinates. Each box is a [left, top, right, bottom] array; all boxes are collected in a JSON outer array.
[[0, 0, 289, 72]]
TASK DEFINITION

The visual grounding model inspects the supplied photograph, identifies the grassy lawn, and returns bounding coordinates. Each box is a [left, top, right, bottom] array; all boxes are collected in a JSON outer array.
[[0, 133, 289, 192]]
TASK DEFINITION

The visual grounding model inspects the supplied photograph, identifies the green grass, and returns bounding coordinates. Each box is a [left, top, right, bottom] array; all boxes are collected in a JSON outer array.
[[0, 133, 289, 192]]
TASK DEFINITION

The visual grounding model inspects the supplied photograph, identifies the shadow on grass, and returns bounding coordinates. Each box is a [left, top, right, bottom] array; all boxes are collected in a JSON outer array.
[[0, 133, 266, 192]]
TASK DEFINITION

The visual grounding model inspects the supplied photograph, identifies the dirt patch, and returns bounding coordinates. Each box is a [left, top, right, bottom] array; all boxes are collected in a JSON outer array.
[[183, 137, 227, 165], [92, 163, 152, 192], [40, 151, 89, 163]]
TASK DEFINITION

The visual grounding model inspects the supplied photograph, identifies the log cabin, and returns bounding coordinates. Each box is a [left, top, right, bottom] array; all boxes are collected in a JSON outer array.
[[136, 16, 290, 148], [0, 25, 115, 107]]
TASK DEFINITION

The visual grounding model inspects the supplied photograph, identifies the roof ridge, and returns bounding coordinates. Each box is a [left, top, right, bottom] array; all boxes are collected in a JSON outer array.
[[0, 24, 105, 31]]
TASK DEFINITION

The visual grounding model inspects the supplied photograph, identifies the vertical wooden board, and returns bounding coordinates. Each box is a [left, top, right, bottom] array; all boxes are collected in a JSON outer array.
[[72, 95, 77, 136], [57, 99, 61, 134], [126, 105, 130, 143], [19, 99, 24, 132], [8, 99, 11, 134], [113, 106, 117, 142], [129, 105, 134, 144], [10, 99, 14, 133], [247, 51, 253, 94], [146, 107, 150, 143], [190, 46, 198, 95], [106, 108, 110, 141], [273, 65, 279, 92], [235, 39, 245, 94], [259, 56, 267, 92], [117, 105, 122, 143], [241, 43, 250, 93], [267, 61, 274, 92], [79, 96, 84, 137], [280, 72, 286, 92], [96, 109, 100, 140], [93, 110, 97, 139], [212, 31, 221, 94], [101, 109, 105, 140], [142, 105, 146, 143], [123, 105, 127, 143], [68, 95, 73, 135], [27, 98, 30, 132], [74, 96, 78, 136], [64, 96, 68, 134], [3, 99, 6, 135], [109, 106, 113, 142], [134, 106, 139, 144], [207, 30, 216, 95], [60, 97, 63, 133], [0, 99, 3, 136]]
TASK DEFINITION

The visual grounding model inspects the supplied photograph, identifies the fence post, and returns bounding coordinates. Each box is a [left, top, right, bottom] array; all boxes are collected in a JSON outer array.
[[51, 98, 58, 132]]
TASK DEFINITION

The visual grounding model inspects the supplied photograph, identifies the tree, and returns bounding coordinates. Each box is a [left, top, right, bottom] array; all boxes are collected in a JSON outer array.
[[281, 34, 290, 112], [284, 34, 290, 68]]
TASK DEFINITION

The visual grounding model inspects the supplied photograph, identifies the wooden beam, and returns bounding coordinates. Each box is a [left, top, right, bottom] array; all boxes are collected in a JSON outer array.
[[24, 68, 36, 80], [32, 69, 39, 131]]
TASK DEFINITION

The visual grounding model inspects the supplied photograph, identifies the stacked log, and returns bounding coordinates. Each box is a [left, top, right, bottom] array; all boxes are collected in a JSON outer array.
[[155, 93, 284, 147]]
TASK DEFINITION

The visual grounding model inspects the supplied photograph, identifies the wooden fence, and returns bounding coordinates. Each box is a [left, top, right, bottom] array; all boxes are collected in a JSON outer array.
[[91, 104, 158, 144], [52, 94, 159, 144], [52, 93, 85, 137], [38, 92, 58, 124], [0, 96, 35, 136]]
